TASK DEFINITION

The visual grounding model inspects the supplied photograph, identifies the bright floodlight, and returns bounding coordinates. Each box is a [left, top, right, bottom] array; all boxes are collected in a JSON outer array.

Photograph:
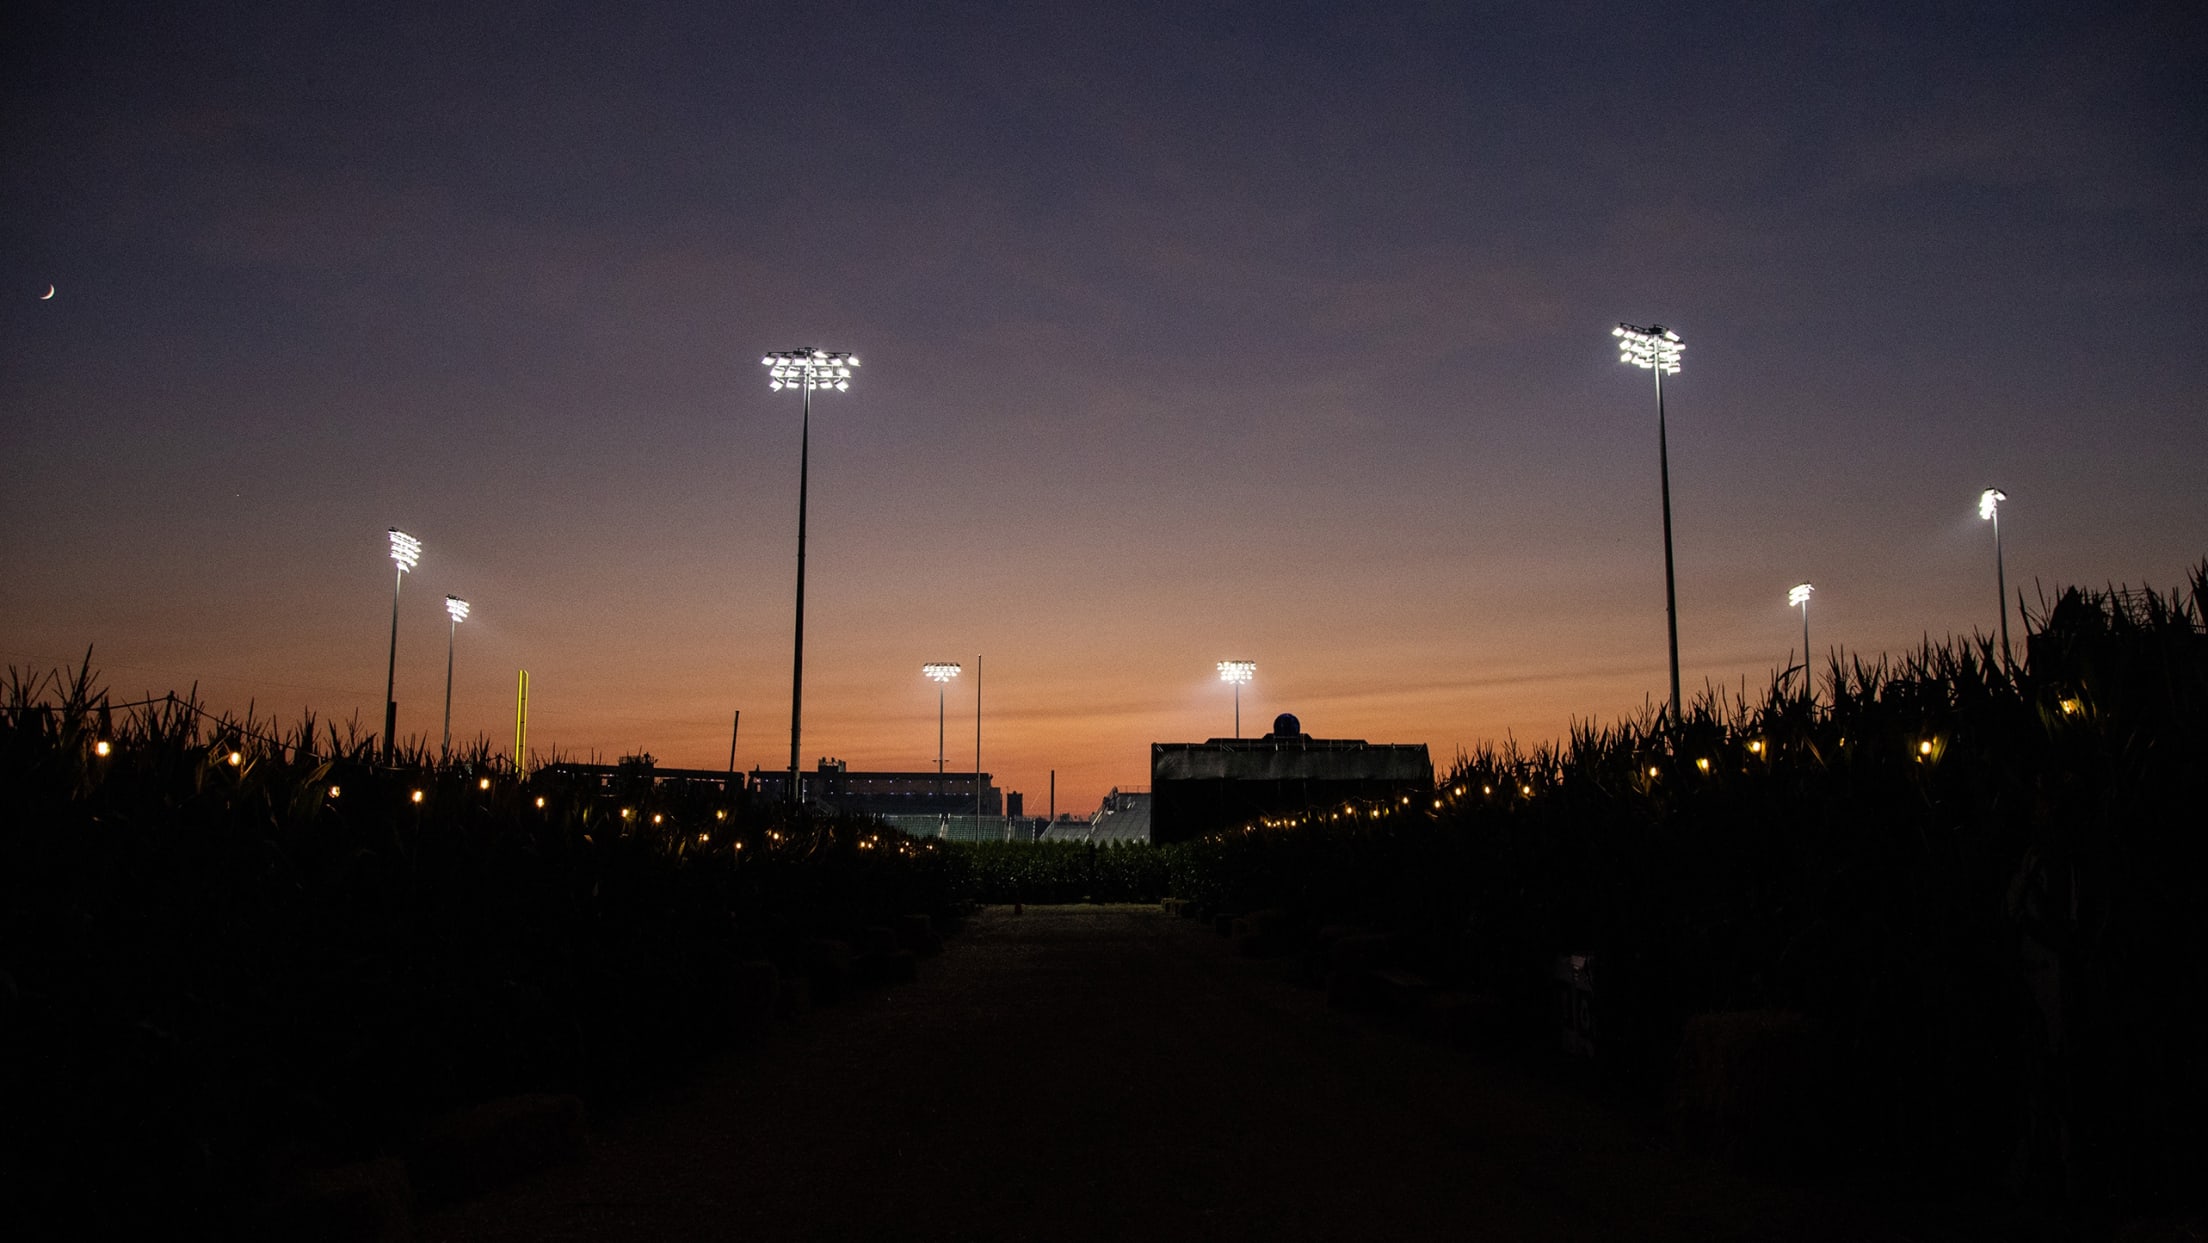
[[923, 662, 962, 682], [1614, 323, 1684, 374], [763, 348, 861, 393], [446, 595, 469, 623], [1789, 583, 1813, 608], [388, 528, 421, 572], [1979, 487, 2005, 521]]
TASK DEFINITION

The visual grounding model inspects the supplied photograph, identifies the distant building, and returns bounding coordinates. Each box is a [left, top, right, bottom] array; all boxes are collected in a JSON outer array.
[[1038, 787, 1151, 843], [538, 760, 739, 796], [748, 757, 1002, 817], [1150, 713, 1431, 845]]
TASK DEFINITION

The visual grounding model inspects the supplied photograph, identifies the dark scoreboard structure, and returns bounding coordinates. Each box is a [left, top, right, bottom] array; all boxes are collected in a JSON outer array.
[[1149, 714, 1432, 845]]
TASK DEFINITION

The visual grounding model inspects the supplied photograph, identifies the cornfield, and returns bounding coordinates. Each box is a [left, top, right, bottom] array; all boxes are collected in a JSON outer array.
[[0, 662, 962, 1231], [1162, 563, 2208, 1216]]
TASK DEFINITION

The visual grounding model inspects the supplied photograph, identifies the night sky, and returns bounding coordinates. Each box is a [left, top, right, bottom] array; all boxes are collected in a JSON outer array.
[[5, 1, 2203, 816]]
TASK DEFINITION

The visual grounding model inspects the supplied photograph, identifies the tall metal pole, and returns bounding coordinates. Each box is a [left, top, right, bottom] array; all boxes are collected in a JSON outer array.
[[385, 562, 402, 763], [937, 680, 946, 792], [1234, 681, 1241, 739], [1981, 488, 2011, 672], [442, 611, 456, 759], [974, 654, 983, 833], [514, 669, 529, 778], [1655, 363, 1682, 728], [1993, 504, 2009, 669], [727, 710, 740, 775], [789, 380, 810, 806], [765, 348, 857, 806]]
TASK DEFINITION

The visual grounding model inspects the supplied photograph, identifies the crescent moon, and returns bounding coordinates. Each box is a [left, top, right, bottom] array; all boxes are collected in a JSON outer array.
[[40, 285, 54, 300]]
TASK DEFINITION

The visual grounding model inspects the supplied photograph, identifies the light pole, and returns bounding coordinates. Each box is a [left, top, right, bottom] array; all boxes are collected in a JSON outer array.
[[974, 654, 983, 833], [1980, 487, 2009, 668], [442, 595, 469, 760], [1614, 322, 1687, 728], [383, 528, 420, 763], [923, 662, 961, 799], [763, 347, 860, 806], [1218, 660, 1255, 738], [1789, 583, 1813, 698]]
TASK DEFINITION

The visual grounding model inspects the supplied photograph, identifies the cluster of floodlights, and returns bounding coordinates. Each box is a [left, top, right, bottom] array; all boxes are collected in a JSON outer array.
[[762, 349, 859, 392], [381, 527, 472, 762], [1612, 323, 1684, 373]]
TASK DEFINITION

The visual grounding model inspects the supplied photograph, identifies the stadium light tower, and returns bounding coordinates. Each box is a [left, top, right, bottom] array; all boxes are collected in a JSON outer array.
[[383, 528, 420, 763], [1218, 660, 1256, 738], [763, 347, 860, 806], [442, 595, 469, 759], [1980, 487, 2009, 668], [1789, 583, 1813, 697], [1614, 322, 1686, 728], [923, 662, 961, 797]]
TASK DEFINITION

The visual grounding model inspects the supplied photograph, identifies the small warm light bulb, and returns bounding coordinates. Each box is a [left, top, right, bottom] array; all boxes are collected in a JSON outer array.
[[1648, 766, 1660, 777], [652, 813, 663, 825], [94, 739, 112, 757], [2060, 698, 2081, 716], [715, 809, 727, 821], [1520, 784, 1533, 796], [534, 796, 546, 809], [1696, 757, 1711, 772], [328, 785, 341, 799], [228, 751, 243, 766], [1919, 740, 1934, 755], [1749, 740, 1764, 754], [478, 777, 491, 790], [621, 808, 633, 820], [411, 789, 424, 803]]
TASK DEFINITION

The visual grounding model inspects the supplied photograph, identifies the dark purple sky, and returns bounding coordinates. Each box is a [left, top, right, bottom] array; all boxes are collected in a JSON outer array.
[[5, 1, 2203, 813]]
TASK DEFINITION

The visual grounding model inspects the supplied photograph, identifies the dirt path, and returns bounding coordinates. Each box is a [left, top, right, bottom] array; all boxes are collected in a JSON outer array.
[[424, 904, 1936, 1242]]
